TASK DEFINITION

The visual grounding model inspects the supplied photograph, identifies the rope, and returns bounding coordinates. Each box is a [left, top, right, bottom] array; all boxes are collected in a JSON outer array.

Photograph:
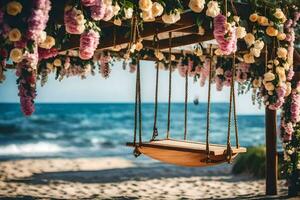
[[230, 0, 238, 16], [133, 56, 142, 157], [184, 70, 188, 140], [152, 34, 159, 140], [224, 0, 228, 17], [226, 53, 237, 163], [132, 16, 141, 157], [205, 45, 213, 161], [166, 32, 172, 139], [133, 62, 138, 146], [152, 61, 159, 140], [137, 58, 142, 146], [232, 77, 239, 148]]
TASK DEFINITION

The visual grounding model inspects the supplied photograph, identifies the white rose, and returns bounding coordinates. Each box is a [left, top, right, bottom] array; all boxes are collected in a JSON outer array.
[[198, 26, 205, 35], [188, 0, 205, 13], [206, 1, 220, 18], [152, 2, 163, 17], [139, 0, 152, 12], [216, 67, 224, 75], [273, 8, 285, 19], [39, 36, 55, 49], [112, 3, 120, 15], [37, 31, 47, 44], [236, 26, 246, 39], [253, 40, 264, 50], [124, 7, 133, 19], [162, 12, 181, 24], [250, 47, 261, 57], [103, 5, 114, 21]]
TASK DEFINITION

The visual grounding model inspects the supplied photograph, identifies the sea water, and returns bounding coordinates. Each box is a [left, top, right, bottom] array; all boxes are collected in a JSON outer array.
[[0, 103, 267, 160]]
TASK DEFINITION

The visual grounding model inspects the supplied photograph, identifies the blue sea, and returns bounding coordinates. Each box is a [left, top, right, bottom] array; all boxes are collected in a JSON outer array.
[[0, 103, 267, 160]]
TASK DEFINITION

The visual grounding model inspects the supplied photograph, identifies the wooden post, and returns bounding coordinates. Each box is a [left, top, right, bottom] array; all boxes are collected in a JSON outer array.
[[265, 108, 278, 195]]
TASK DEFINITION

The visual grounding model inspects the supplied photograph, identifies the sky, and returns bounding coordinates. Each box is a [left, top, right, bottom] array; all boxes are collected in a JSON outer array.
[[0, 60, 264, 114]]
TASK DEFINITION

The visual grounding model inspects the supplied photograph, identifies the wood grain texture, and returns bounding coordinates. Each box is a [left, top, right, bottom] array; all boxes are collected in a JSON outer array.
[[127, 139, 246, 167]]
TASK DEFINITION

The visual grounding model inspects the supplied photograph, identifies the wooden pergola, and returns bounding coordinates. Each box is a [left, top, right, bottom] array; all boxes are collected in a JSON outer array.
[[5, 0, 300, 196]]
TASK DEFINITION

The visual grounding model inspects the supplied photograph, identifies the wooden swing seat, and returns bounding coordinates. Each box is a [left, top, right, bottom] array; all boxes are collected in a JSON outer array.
[[127, 138, 246, 167]]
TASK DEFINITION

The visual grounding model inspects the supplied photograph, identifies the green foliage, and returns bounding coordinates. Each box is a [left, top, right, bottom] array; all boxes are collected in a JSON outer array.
[[232, 146, 266, 178]]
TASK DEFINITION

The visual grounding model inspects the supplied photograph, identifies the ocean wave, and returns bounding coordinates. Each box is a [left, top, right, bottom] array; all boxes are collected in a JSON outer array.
[[0, 142, 72, 156]]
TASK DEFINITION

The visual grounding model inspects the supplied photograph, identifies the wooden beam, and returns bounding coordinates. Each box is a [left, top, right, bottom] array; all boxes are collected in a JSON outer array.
[[143, 32, 214, 50], [60, 11, 198, 51], [265, 108, 278, 195]]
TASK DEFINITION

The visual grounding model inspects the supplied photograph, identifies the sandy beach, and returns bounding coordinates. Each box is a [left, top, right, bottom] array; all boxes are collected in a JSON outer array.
[[0, 156, 294, 200]]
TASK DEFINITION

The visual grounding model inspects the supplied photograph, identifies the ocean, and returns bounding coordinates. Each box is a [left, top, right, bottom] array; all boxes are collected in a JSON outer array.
[[0, 103, 268, 160]]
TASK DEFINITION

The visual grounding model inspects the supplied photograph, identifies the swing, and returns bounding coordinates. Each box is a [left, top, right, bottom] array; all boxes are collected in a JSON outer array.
[[127, 33, 246, 167]]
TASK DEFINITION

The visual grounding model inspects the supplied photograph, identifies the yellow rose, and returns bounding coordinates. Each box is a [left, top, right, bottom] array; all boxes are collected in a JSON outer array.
[[233, 16, 240, 23], [10, 48, 23, 63], [53, 59, 62, 67], [171, 54, 176, 61], [139, 0, 152, 12], [39, 36, 55, 49], [266, 26, 278, 37], [277, 33, 286, 41], [277, 47, 287, 60], [257, 16, 269, 26], [7, 1, 22, 16], [46, 63, 54, 69], [8, 28, 21, 42], [273, 59, 279, 66], [264, 71, 275, 82], [244, 33, 255, 46], [113, 18, 122, 26], [276, 67, 285, 76], [152, 2, 163, 17], [243, 53, 255, 64], [142, 10, 155, 22], [249, 13, 259, 22], [252, 79, 261, 88], [188, 0, 205, 13], [154, 50, 164, 60], [273, 8, 285, 19], [135, 42, 143, 51], [264, 82, 275, 91]]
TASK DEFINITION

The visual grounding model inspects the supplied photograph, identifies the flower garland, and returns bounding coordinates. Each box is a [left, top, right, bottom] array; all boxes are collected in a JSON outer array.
[[281, 80, 300, 188], [98, 53, 112, 78], [79, 29, 100, 60], [16, 47, 38, 116], [213, 14, 237, 55]]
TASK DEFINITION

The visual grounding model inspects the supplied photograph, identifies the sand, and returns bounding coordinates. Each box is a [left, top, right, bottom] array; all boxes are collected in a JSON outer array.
[[0, 157, 294, 199]]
